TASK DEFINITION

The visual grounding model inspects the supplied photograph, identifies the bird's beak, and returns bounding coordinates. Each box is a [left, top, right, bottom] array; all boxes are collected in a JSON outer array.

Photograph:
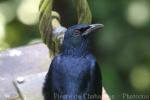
[[82, 24, 104, 36]]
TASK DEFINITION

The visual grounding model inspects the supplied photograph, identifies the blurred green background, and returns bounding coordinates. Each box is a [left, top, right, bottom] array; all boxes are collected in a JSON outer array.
[[0, 0, 150, 100]]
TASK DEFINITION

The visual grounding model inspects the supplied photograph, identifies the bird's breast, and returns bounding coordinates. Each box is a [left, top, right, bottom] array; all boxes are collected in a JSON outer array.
[[54, 56, 91, 81]]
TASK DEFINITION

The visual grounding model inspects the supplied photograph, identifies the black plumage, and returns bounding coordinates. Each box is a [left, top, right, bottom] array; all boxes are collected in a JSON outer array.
[[43, 24, 104, 100]]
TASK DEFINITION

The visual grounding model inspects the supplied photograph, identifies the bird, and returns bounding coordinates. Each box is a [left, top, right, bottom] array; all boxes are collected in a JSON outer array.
[[43, 24, 104, 100]]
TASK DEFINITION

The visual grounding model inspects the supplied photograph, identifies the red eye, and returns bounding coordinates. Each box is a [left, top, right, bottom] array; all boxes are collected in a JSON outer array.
[[74, 30, 81, 36]]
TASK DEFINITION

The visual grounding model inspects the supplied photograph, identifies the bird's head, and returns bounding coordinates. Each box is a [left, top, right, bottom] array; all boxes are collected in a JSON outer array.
[[62, 24, 104, 55]]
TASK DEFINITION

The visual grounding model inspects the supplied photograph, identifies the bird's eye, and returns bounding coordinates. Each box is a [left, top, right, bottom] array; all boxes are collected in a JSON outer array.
[[74, 30, 81, 36]]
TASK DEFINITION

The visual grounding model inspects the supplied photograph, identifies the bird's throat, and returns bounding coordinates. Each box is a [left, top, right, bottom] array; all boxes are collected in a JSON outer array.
[[63, 48, 90, 57], [63, 42, 90, 57]]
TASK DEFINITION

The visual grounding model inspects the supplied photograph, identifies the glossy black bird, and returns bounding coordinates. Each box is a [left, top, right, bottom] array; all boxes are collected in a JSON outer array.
[[43, 24, 104, 100]]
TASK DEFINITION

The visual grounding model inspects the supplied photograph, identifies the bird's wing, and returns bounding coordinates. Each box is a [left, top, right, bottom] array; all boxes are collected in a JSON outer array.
[[87, 61, 102, 96], [43, 56, 57, 99]]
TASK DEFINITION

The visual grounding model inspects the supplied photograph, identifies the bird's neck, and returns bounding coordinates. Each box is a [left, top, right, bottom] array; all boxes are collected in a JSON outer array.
[[63, 47, 90, 57], [62, 41, 90, 57]]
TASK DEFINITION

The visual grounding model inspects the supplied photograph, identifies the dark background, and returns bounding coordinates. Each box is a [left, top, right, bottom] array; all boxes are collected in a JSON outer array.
[[0, 0, 150, 100]]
